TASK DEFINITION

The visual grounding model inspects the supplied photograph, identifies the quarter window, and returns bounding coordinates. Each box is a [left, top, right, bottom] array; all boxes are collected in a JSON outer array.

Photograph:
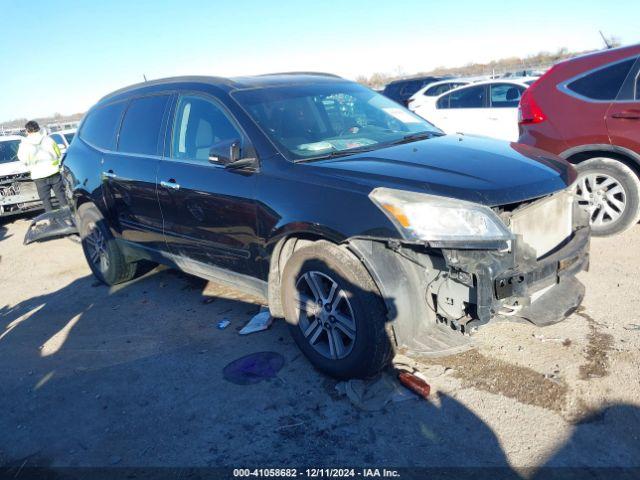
[[118, 95, 170, 155], [567, 59, 635, 101], [490, 83, 525, 108], [80, 101, 126, 149], [171, 95, 242, 163]]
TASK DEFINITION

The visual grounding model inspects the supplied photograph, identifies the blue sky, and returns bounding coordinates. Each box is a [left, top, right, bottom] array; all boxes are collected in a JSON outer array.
[[1, 0, 638, 121]]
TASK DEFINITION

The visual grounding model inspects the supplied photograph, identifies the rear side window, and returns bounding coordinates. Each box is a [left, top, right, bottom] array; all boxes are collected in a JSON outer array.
[[490, 83, 525, 108], [439, 85, 486, 109], [567, 59, 635, 101], [50, 133, 65, 146], [80, 101, 126, 149], [118, 95, 170, 155], [383, 84, 398, 96], [399, 82, 414, 96], [425, 82, 465, 96]]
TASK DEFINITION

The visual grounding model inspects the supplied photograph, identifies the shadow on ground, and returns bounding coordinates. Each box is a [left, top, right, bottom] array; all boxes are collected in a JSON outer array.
[[0, 261, 638, 477]]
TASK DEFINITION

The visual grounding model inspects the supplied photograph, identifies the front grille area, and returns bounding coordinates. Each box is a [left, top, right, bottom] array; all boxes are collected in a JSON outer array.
[[506, 190, 573, 258]]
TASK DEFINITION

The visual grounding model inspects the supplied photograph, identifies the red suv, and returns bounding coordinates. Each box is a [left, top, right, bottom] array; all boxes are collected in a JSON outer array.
[[518, 44, 640, 236]]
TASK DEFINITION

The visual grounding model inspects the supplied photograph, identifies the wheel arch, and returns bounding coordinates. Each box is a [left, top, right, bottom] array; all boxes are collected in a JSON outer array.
[[561, 144, 640, 178], [266, 228, 345, 318], [73, 191, 93, 211]]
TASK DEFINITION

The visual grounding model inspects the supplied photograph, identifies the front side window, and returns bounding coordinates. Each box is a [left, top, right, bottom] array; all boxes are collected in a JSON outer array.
[[490, 83, 525, 108], [567, 58, 635, 101], [171, 95, 242, 163], [439, 85, 486, 109], [233, 82, 441, 161], [0, 140, 20, 164], [80, 101, 127, 149], [118, 95, 170, 155], [63, 132, 75, 144]]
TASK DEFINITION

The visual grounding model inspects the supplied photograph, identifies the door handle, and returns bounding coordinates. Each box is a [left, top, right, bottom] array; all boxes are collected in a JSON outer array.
[[102, 170, 117, 179], [160, 180, 180, 190], [611, 111, 640, 120]]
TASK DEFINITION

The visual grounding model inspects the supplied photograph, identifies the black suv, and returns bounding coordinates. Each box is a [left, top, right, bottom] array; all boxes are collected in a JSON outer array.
[[382, 76, 443, 106], [27, 74, 590, 379]]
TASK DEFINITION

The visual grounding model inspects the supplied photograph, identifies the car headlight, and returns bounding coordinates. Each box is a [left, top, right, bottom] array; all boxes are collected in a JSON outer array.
[[369, 187, 514, 247]]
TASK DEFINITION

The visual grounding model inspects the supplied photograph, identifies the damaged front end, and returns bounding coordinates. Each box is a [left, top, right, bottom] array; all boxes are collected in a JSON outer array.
[[349, 187, 589, 355]]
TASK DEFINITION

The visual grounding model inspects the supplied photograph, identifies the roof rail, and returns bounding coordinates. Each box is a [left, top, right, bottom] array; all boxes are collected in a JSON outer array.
[[97, 75, 234, 103], [258, 71, 342, 78]]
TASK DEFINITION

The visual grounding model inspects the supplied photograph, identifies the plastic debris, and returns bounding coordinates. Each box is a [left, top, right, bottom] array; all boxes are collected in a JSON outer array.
[[398, 371, 431, 400], [239, 310, 273, 335], [335, 372, 417, 411], [222, 352, 285, 385], [217, 319, 230, 329], [623, 323, 640, 331]]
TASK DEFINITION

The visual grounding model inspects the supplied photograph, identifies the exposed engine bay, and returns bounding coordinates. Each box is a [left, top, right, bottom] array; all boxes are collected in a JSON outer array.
[[348, 189, 590, 356]]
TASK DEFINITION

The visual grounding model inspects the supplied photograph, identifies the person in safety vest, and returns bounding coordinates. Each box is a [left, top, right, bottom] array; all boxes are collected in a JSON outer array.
[[17, 121, 68, 212]]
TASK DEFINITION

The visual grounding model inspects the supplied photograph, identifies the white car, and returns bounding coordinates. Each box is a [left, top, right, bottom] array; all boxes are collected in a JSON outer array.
[[0, 135, 42, 217], [406, 76, 492, 113], [48, 128, 76, 153], [0, 136, 26, 177], [407, 79, 471, 112], [413, 80, 531, 142]]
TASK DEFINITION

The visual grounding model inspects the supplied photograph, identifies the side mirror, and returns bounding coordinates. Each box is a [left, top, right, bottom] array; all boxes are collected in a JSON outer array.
[[208, 139, 241, 165]]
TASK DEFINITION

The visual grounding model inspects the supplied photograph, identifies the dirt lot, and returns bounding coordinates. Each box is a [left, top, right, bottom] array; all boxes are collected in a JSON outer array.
[[1, 216, 639, 475]]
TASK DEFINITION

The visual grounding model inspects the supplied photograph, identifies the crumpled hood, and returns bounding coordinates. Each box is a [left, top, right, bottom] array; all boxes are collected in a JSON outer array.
[[307, 134, 576, 206]]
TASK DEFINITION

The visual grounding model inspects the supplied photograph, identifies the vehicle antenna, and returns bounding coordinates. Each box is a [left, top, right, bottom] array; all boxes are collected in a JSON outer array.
[[599, 30, 612, 49]]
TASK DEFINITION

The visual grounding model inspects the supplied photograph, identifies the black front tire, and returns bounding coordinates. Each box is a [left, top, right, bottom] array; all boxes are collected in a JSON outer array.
[[281, 240, 394, 379]]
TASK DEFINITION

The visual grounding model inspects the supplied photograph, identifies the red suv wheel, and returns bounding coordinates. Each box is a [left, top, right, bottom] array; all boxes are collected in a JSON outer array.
[[518, 44, 640, 236]]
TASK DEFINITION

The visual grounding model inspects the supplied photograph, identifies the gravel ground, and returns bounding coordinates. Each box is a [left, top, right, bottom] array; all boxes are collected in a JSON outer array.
[[0, 216, 639, 476]]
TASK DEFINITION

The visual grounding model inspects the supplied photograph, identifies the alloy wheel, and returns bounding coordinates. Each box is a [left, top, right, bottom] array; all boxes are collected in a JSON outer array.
[[576, 173, 627, 227], [294, 271, 357, 360], [84, 223, 110, 273]]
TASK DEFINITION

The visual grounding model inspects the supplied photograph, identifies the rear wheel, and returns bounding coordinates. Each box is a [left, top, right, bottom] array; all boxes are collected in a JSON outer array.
[[575, 157, 640, 236], [281, 240, 394, 379], [78, 203, 139, 285]]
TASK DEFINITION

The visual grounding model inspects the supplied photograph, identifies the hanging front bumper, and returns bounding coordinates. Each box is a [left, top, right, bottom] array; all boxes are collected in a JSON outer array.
[[23, 207, 78, 245]]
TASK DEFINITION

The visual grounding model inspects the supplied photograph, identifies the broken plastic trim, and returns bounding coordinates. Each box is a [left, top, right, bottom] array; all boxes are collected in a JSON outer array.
[[23, 207, 78, 245]]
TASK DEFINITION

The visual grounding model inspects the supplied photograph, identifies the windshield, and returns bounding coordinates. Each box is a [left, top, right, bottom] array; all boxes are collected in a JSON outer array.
[[0, 140, 20, 164], [233, 82, 441, 161]]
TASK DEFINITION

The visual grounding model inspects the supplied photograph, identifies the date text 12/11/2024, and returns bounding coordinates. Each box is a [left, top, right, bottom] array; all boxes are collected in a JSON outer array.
[[233, 468, 401, 478]]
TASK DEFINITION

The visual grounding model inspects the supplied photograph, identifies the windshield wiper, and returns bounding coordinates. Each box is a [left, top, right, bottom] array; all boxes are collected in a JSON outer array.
[[388, 131, 443, 146], [295, 145, 379, 163]]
